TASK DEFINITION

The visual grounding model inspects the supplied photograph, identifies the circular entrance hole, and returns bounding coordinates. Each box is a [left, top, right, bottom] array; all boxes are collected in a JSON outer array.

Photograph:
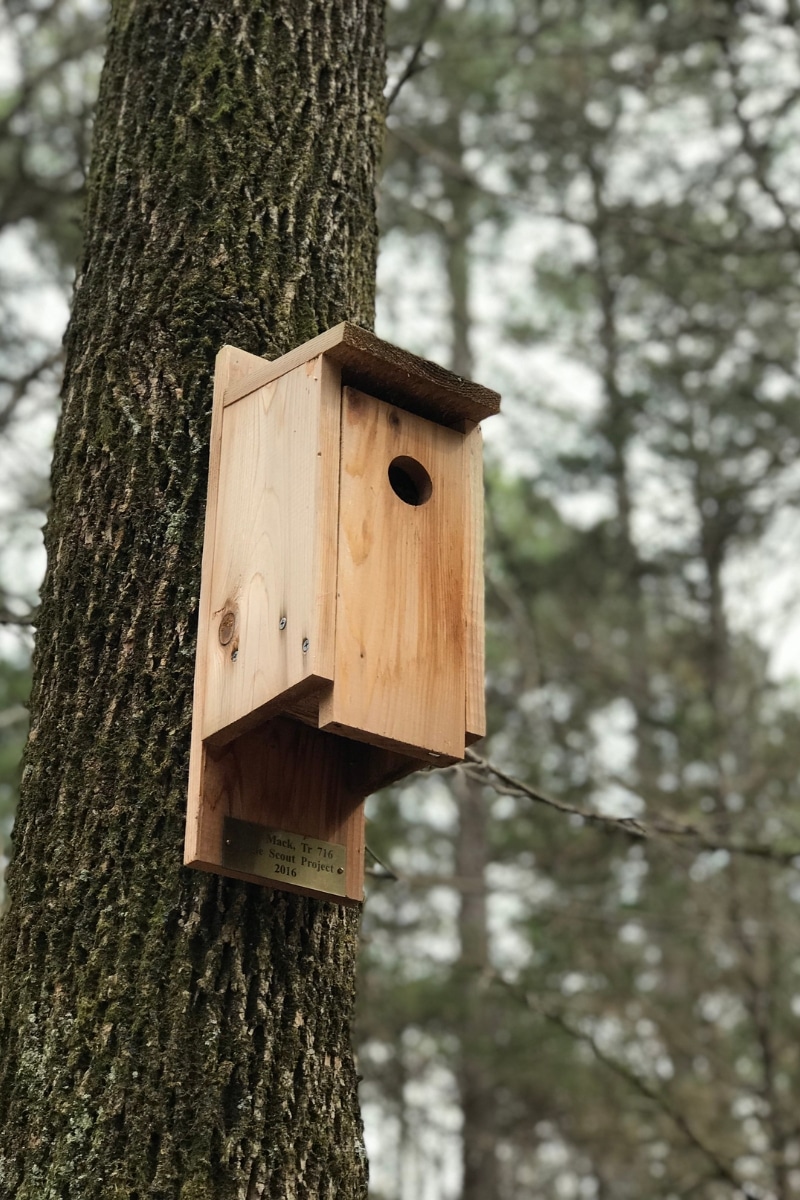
[[388, 456, 433, 506]]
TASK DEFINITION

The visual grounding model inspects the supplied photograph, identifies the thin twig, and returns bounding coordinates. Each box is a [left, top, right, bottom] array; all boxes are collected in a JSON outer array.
[[0, 349, 62, 436], [0, 704, 27, 731], [494, 975, 761, 1198], [365, 843, 400, 882], [389, 124, 794, 258], [464, 751, 800, 869], [0, 607, 37, 628], [385, 0, 445, 111]]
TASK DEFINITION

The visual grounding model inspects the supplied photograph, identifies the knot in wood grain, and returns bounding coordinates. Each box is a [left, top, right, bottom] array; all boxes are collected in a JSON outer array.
[[218, 610, 237, 646]]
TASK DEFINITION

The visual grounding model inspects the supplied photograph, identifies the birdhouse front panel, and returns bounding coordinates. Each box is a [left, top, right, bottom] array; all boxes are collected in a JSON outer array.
[[318, 386, 467, 762]]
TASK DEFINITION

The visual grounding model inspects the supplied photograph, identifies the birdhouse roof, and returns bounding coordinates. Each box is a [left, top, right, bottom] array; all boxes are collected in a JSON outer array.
[[223, 322, 501, 428]]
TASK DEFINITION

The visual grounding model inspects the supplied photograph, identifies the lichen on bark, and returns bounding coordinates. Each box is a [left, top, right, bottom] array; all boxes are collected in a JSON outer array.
[[0, 2, 384, 1196]]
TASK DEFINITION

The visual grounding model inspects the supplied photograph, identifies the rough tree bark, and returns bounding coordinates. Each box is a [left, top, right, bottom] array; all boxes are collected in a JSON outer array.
[[0, 3, 384, 1197]]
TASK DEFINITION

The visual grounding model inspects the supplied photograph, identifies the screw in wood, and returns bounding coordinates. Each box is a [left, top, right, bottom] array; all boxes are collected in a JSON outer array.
[[302, 638, 310, 653], [279, 616, 287, 630]]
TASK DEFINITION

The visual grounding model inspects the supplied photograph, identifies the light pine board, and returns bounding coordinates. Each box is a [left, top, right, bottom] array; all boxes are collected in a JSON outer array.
[[200, 719, 366, 903], [186, 344, 271, 868], [192, 718, 421, 904], [464, 424, 486, 743], [320, 387, 466, 762], [201, 355, 341, 747]]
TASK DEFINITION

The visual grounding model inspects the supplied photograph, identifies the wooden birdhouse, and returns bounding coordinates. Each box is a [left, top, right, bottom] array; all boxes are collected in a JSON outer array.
[[185, 323, 500, 903]]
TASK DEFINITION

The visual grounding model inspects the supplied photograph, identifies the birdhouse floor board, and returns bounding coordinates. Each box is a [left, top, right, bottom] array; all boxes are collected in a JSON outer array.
[[201, 674, 327, 750]]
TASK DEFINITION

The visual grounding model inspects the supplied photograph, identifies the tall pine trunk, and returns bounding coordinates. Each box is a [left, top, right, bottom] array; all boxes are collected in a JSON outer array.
[[0, 3, 384, 1197], [440, 120, 499, 1200]]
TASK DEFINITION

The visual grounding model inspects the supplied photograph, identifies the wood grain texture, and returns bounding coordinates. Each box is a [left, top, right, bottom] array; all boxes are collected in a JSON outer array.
[[192, 718, 421, 903], [186, 344, 272, 865], [464, 424, 487, 743], [224, 322, 501, 428], [201, 356, 340, 747], [198, 718, 366, 904], [320, 387, 467, 762]]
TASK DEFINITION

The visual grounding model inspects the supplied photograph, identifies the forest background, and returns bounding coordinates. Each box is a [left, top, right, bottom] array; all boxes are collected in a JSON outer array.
[[1, 1, 800, 1198]]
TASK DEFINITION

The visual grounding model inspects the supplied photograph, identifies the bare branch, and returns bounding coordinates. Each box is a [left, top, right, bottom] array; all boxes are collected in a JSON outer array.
[[494, 974, 761, 1199], [0, 348, 62, 435], [385, 0, 445, 112], [463, 751, 800, 869], [0, 16, 104, 142], [721, 40, 800, 249], [365, 842, 400, 882], [0, 607, 37, 628], [0, 704, 27, 731]]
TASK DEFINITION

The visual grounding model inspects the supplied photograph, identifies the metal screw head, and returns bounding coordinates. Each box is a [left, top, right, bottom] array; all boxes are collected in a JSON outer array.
[[302, 638, 310, 653], [337, 867, 344, 875], [279, 616, 287, 630]]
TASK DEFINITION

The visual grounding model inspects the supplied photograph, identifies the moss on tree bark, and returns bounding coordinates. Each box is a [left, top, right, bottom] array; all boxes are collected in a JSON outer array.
[[0, 2, 384, 1196]]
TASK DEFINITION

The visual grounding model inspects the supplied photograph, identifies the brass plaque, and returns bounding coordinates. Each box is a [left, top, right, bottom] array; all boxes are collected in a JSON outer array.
[[222, 818, 347, 897]]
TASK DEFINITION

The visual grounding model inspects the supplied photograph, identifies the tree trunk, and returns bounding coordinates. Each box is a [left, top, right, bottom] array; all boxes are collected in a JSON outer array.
[[0, 3, 384, 1197], [438, 119, 499, 1200], [453, 772, 499, 1200]]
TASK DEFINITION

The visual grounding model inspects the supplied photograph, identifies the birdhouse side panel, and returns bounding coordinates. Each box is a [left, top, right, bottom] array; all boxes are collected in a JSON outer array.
[[186, 343, 272, 868], [464, 424, 486, 743], [200, 357, 340, 746], [320, 387, 467, 762]]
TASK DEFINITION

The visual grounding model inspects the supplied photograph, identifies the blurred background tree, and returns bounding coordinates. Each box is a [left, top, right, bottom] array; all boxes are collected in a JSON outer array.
[[0, 0, 103, 886], [362, 2, 800, 1198], [2, 0, 800, 1196]]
